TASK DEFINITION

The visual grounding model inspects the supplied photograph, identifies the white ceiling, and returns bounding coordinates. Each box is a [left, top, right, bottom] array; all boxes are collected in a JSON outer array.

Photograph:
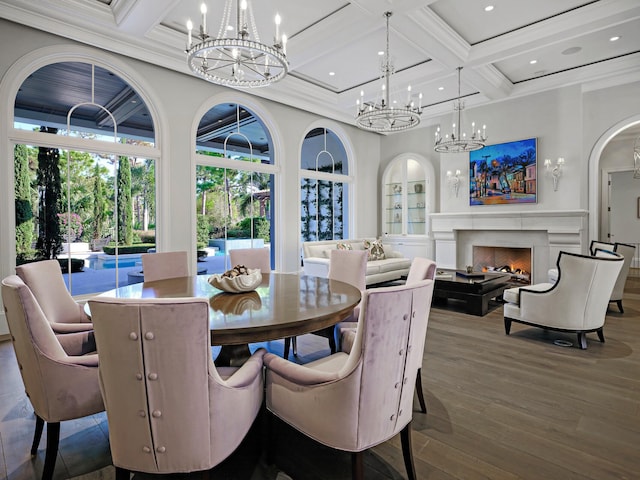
[[1, 0, 639, 133]]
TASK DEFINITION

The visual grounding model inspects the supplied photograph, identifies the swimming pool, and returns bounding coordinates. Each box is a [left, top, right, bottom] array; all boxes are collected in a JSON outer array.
[[86, 254, 142, 270]]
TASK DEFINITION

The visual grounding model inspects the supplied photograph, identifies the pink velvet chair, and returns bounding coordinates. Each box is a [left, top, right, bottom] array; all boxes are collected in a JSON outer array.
[[284, 249, 367, 359], [264, 279, 435, 480], [16, 259, 93, 334], [1, 275, 104, 480], [228, 247, 271, 272], [141, 250, 189, 282], [88, 296, 266, 478], [406, 257, 436, 413], [341, 256, 436, 414]]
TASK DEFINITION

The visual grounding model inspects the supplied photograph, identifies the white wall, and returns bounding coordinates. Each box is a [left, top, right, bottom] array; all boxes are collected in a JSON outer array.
[[382, 86, 585, 214], [599, 134, 640, 244]]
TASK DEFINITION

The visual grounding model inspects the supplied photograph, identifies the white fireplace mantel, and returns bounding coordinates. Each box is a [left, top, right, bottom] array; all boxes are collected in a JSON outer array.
[[430, 210, 589, 283]]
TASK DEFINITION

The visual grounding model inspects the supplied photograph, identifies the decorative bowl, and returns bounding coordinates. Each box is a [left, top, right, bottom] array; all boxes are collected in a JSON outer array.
[[208, 268, 262, 293], [210, 291, 262, 315]]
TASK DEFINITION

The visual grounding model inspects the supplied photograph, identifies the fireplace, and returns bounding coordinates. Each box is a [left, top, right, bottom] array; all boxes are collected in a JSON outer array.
[[430, 210, 589, 284], [473, 246, 532, 285]]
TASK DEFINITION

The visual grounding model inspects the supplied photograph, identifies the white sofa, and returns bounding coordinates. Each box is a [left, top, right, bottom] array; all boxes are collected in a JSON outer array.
[[302, 239, 411, 285]]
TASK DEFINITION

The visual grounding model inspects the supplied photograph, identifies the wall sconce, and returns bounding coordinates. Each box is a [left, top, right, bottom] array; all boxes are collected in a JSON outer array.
[[446, 169, 461, 197], [544, 157, 564, 191]]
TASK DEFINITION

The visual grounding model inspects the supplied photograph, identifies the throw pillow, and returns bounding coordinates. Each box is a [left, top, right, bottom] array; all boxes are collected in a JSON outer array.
[[337, 241, 353, 251], [364, 238, 385, 261]]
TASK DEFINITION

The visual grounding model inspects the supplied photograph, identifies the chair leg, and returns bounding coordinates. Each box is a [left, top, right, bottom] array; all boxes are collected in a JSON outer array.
[[616, 300, 624, 313], [577, 332, 587, 350], [115, 467, 130, 480], [266, 411, 275, 466], [351, 451, 364, 480], [42, 422, 60, 480], [292, 336, 298, 356], [504, 318, 512, 335], [31, 415, 45, 455], [328, 335, 337, 354], [400, 422, 417, 480], [283, 337, 291, 359], [415, 368, 427, 414], [597, 328, 605, 343]]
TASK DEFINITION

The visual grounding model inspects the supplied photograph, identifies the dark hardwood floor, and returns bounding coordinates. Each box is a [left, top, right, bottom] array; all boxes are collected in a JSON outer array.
[[1, 274, 639, 480]]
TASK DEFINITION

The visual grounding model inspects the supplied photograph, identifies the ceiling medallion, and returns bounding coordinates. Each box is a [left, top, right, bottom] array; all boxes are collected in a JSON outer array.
[[186, 1, 288, 88], [355, 12, 422, 133], [434, 66, 487, 153]]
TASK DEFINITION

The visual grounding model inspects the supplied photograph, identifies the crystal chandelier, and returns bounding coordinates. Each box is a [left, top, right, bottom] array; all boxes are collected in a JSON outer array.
[[186, 1, 288, 88], [434, 67, 487, 153], [355, 12, 422, 133]]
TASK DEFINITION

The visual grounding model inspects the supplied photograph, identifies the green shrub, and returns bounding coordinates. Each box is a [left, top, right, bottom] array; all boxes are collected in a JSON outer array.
[[136, 230, 156, 243], [230, 217, 270, 242], [196, 214, 209, 247], [103, 244, 155, 255]]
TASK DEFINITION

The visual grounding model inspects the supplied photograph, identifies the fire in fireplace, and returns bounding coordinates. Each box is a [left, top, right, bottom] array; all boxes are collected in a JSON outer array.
[[472, 246, 532, 285]]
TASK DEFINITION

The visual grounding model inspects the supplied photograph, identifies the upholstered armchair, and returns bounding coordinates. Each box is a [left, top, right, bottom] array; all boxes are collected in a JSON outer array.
[[1, 275, 104, 480], [88, 296, 265, 478], [547, 241, 635, 313], [228, 247, 271, 272], [264, 279, 435, 480], [141, 250, 189, 282], [16, 259, 93, 334], [504, 251, 624, 349], [605, 242, 635, 313]]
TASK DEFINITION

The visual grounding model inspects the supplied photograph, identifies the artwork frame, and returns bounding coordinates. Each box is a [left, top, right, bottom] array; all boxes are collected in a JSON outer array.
[[469, 138, 537, 205]]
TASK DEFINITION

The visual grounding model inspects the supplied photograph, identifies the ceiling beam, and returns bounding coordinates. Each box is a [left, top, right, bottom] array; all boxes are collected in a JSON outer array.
[[112, 0, 182, 36]]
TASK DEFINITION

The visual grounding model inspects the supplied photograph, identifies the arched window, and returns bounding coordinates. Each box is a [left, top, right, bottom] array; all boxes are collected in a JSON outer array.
[[195, 103, 276, 273], [300, 127, 351, 241], [13, 61, 157, 295]]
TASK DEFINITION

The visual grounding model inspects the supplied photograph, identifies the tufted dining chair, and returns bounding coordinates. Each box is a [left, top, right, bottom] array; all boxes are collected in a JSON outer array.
[[264, 279, 435, 480], [284, 249, 367, 359], [141, 250, 189, 283], [88, 296, 266, 479], [16, 259, 93, 334], [229, 247, 271, 272], [341, 256, 436, 414], [1, 275, 104, 480]]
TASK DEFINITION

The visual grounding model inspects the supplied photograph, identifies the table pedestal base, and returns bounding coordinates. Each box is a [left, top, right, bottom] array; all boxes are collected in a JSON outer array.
[[215, 344, 252, 367]]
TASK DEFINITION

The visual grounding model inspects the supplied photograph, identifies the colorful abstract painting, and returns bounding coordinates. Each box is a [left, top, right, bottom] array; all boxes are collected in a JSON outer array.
[[469, 138, 537, 205]]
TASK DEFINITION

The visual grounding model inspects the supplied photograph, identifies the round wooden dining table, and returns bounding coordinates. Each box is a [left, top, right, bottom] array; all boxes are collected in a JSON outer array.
[[86, 272, 361, 365]]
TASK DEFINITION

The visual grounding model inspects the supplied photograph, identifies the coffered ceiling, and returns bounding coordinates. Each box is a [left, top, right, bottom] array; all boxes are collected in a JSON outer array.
[[1, 0, 639, 135]]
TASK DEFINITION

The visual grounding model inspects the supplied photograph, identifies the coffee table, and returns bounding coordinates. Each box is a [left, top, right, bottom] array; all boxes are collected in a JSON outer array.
[[433, 270, 510, 316]]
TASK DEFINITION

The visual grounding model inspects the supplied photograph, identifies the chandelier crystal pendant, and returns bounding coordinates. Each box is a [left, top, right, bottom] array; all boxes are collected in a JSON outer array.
[[355, 12, 422, 133], [434, 67, 487, 153], [186, 1, 288, 88]]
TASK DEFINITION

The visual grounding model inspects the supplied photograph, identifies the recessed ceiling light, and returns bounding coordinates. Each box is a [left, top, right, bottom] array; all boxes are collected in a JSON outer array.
[[378, 51, 384, 56], [329, 72, 335, 76], [529, 60, 537, 65], [609, 36, 620, 42], [484, 5, 494, 12], [438, 86, 444, 91], [562, 46, 582, 55], [226, 25, 234, 31]]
